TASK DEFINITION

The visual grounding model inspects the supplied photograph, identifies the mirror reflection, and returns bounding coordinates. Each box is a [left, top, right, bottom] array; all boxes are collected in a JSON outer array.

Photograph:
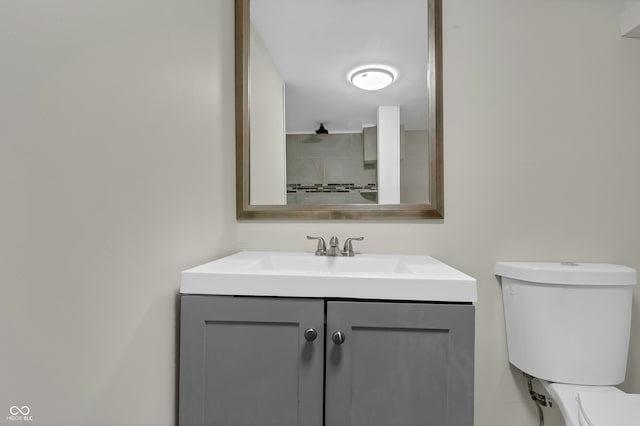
[[248, 0, 431, 206]]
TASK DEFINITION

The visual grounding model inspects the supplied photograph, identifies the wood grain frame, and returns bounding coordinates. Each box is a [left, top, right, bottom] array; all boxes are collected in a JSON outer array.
[[235, 0, 443, 220]]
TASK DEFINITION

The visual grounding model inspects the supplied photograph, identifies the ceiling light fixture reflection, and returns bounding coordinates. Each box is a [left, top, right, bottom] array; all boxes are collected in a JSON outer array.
[[349, 66, 396, 91]]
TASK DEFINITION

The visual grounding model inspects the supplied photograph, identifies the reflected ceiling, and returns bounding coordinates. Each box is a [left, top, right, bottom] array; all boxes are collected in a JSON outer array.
[[250, 0, 429, 133]]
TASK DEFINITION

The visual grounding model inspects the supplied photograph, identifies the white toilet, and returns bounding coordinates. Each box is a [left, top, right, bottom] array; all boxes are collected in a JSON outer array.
[[495, 261, 640, 426]]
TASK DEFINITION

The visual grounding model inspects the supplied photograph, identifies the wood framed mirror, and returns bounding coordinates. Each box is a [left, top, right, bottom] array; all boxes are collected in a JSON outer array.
[[236, 0, 442, 220]]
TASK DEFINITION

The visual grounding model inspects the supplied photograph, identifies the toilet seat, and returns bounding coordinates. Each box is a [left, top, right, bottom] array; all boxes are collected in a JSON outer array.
[[578, 392, 640, 426]]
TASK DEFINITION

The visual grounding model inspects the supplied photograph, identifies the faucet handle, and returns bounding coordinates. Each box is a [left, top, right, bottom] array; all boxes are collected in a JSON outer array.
[[343, 237, 364, 257], [306, 236, 327, 256]]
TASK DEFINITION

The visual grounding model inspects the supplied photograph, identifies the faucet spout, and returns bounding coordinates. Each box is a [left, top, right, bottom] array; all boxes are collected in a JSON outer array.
[[327, 236, 342, 256]]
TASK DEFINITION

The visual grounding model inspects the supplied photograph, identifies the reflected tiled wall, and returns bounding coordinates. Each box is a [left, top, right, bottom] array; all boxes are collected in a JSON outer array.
[[286, 133, 377, 204]]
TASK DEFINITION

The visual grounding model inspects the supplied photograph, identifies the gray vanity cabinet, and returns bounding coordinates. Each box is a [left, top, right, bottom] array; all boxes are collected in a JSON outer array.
[[179, 296, 325, 426], [179, 296, 474, 426], [325, 301, 475, 426]]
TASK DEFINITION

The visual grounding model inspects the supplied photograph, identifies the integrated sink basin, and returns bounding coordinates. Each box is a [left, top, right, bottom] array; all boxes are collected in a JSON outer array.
[[181, 251, 477, 302], [254, 254, 410, 274]]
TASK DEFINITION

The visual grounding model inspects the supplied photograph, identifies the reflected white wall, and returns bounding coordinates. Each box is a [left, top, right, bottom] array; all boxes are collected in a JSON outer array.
[[249, 23, 286, 205]]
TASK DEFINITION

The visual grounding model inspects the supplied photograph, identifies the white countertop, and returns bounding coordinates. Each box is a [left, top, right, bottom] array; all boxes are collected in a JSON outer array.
[[181, 251, 477, 303]]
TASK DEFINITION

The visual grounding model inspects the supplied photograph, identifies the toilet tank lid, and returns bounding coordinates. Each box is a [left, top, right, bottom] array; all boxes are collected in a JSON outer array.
[[495, 262, 637, 286]]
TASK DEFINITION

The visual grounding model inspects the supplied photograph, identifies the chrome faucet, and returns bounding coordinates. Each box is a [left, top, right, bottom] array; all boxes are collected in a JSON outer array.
[[307, 235, 364, 256]]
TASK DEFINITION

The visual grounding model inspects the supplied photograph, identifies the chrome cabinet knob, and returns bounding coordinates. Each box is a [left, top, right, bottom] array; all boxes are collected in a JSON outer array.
[[332, 331, 346, 345], [304, 328, 318, 342]]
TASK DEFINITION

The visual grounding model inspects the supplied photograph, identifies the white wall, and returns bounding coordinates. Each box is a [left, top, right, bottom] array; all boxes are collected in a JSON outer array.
[[0, 1, 237, 425], [249, 23, 287, 205], [238, 0, 640, 425]]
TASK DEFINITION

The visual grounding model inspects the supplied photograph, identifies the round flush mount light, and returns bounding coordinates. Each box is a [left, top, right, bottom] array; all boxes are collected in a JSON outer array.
[[349, 66, 396, 91]]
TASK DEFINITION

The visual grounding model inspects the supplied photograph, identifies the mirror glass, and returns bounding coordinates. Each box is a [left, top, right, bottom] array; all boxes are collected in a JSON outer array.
[[236, 0, 443, 219]]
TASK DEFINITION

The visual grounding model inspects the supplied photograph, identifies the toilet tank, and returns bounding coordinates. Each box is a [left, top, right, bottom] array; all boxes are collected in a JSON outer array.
[[495, 262, 637, 386]]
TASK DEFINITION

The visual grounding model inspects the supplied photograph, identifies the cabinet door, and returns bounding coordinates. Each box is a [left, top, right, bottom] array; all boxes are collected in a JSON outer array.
[[179, 296, 324, 426], [325, 302, 474, 426]]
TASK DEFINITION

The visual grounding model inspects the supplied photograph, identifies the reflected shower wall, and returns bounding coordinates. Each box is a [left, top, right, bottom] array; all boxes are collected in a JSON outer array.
[[284, 130, 429, 205], [286, 133, 377, 205]]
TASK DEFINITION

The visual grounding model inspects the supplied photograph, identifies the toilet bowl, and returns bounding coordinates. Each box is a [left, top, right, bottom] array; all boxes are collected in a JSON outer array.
[[539, 380, 640, 426], [495, 262, 639, 426]]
